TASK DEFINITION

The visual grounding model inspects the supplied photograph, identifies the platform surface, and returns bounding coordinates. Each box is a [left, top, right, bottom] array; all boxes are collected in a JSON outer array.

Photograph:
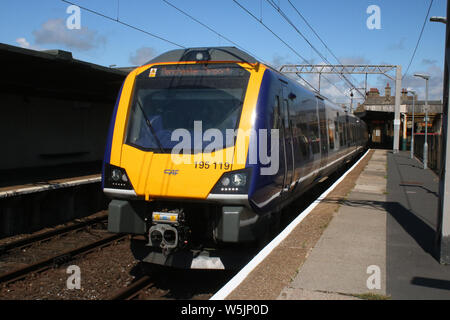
[[278, 150, 388, 299], [385, 151, 450, 299], [0, 174, 101, 199], [221, 149, 450, 300], [278, 150, 450, 299]]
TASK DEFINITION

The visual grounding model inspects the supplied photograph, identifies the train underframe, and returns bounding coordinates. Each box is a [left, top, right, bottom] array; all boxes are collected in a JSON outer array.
[[108, 198, 271, 269]]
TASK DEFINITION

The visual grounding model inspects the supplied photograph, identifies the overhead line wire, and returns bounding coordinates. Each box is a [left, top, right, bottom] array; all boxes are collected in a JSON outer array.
[[232, 0, 347, 98], [161, 0, 267, 64], [286, 0, 362, 91], [266, 0, 363, 98], [61, 0, 185, 48], [403, 0, 434, 79]]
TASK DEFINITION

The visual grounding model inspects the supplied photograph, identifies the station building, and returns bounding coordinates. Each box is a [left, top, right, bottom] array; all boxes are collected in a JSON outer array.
[[354, 83, 442, 170]]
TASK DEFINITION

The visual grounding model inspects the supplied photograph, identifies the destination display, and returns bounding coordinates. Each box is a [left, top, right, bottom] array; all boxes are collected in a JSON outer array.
[[146, 64, 246, 78]]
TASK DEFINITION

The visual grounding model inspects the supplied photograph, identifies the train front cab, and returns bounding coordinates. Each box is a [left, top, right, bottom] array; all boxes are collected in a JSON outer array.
[[102, 53, 280, 269]]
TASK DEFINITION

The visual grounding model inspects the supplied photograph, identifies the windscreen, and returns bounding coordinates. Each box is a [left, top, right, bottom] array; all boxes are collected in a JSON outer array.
[[125, 63, 251, 152]]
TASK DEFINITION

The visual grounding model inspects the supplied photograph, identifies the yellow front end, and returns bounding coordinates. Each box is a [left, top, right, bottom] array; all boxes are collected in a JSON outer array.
[[107, 62, 265, 201]]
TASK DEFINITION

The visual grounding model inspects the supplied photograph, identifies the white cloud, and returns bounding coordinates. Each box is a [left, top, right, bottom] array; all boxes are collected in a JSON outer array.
[[32, 18, 106, 51], [271, 53, 294, 69], [16, 37, 30, 49], [129, 47, 158, 66], [422, 58, 438, 66], [387, 37, 406, 51], [321, 83, 348, 103], [15, 37, 44, 51], [388, 65, 444, 101], [338, 56, 370, 65]]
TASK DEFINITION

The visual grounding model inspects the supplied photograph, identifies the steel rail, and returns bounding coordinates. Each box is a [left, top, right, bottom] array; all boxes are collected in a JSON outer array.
[[108, 275, 154, 300], [0, 233, 126, 285], [0, 213, 108, 255]]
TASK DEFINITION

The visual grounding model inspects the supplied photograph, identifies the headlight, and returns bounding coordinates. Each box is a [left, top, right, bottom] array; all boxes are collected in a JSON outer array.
[[111, 169, 122, 182], [221, 177, 231, 187], [103, 164, 133, 190], [231, 173, 246, 187], [211, 168, 252, 194]]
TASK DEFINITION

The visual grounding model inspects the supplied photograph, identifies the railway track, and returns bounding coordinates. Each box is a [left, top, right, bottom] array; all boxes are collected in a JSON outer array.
[[0, 213, 108, 255], [0, 210, 177, 300], [108, 275, 154, 300], [0, 232, 127, 286]]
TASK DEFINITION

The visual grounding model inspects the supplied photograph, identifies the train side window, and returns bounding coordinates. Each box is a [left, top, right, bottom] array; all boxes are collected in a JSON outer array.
[[334, 120, 339, 144], [346, 117, 350, 145], [328, 119, 335, 150], [350, 123, 353, 143], [298, 122, 308, 158], [282, 99, 290, 128], [309, 111, 320, 154], [351, 122, 354, 143]]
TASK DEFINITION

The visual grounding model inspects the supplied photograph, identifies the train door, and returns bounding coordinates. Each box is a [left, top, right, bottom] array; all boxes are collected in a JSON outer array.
[[280, 83, 295, 193]]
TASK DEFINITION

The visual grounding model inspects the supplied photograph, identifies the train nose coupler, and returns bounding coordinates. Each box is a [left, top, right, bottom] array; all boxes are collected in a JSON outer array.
[[147, 210, 188, 255]]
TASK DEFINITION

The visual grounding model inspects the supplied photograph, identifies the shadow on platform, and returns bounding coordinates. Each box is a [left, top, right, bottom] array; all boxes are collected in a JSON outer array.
[[322, 198, 437, 261], [411, 277, 450, 291]]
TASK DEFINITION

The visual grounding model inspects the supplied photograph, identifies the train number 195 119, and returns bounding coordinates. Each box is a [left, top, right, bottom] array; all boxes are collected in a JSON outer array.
[[194, 161, 231, 170]]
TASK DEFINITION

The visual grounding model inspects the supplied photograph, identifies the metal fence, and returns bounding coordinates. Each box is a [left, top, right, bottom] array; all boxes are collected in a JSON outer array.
[[413, 133, 442, 173]]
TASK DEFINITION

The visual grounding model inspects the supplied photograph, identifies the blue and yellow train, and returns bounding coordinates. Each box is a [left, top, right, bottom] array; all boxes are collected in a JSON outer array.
[[102, 47, 367, 269]]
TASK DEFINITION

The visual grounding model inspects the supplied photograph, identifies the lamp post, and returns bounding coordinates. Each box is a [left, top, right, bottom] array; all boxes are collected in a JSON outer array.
[[408, 89, 416, 159], [350, 91, 354, 113], [430, 16, 447, 23], [431, 7, 450, 263], [414, 73, 430, 169]]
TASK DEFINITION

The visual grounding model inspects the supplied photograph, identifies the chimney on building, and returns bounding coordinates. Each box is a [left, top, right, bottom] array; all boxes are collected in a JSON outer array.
[[385, 82, 391, 97], [368, 88, 380, 97], [401, 88, 408, 99]]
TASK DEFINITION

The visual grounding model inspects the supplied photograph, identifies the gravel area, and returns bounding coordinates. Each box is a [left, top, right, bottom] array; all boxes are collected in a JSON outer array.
[[0, 237, 237, 300], [0, 224, 109, 275], [0, 210, 107, 247], [137, 268, 237, 300], [0, 239, 137, 300]]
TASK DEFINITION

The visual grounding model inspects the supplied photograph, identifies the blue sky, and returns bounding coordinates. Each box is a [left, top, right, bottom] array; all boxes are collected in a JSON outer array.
[[0, 0, 446, 103]]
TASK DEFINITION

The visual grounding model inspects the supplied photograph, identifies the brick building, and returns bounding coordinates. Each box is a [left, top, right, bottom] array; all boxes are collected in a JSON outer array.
[[355, 83, 442, 150]]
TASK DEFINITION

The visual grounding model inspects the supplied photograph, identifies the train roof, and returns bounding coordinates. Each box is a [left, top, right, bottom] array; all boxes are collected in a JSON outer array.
[[145, 47, 259, 64]]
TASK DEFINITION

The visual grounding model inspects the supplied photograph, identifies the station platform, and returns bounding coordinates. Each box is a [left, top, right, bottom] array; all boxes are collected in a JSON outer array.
[[0, 173, 106, 238], [215, 149, 450, 300], [0, 174, 101, 199]]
